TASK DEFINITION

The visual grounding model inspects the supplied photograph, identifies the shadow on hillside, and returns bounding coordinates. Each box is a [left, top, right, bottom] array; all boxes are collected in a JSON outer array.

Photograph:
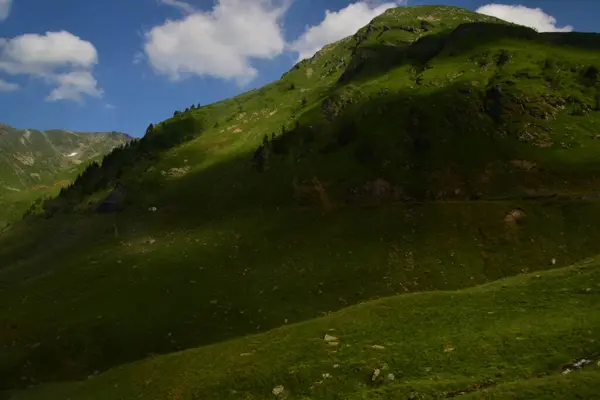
[[5, 70, 600, 390], [541, 32, 600, 50], [336, 22, 541, 86], [337, 22, 600, 88]]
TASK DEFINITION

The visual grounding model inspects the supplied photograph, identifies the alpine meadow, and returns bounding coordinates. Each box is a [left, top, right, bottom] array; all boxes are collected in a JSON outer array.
[[2, 4, 600, 399]]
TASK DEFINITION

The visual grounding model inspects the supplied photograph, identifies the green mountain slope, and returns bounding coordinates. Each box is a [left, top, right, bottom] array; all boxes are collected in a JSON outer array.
[[0, 124, 131, 226], [8, 258, 600, 399], [1, 4, 600, 396]]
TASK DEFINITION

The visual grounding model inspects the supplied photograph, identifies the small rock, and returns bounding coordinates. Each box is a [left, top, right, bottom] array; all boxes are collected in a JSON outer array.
[[444, 344, 454, 353], [573, 359, 592, 368], [387, 373, 395, 381], [148, 238, 156, 245], [372, 368, 381, 381], [272, 385, 285, 396], [328, 341, 339, 347], [240, 353, 253, 357], [210, 300, 218, 305], [322, 373, 331, 379], [372, 345, 385, 350], [324, 334, 338, 342], [562, 358, 592, 374], [148, 207, 158, 212], [551, 258, 557, 265], [333, 364, 340, 368]]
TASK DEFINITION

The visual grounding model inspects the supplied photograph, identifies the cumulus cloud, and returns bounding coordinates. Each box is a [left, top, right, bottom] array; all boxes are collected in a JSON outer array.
[[0, 0, 11, 21], [46, 71, 102, 102], [475, 4, 573, 32], [143, 0, 288, 84], [290, 0, 407, 62], [0, 31, 101, 101], [0, 78, 18, 91]]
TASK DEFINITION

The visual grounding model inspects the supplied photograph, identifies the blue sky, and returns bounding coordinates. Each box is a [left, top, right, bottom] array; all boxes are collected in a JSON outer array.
[[0, 0, 597, 137]]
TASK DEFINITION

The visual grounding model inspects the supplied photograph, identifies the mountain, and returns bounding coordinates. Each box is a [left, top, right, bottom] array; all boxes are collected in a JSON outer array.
[[0, 124, 131, 227], [2, 5, 600, 398]]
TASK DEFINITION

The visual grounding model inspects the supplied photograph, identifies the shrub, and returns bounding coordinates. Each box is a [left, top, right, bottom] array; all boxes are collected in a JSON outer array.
[[496, 50, 511, 67]]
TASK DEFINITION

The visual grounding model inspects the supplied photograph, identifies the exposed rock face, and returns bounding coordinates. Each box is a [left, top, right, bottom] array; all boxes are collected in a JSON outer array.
[[293, 178, 332, 212], [505, 208, 527, 229]]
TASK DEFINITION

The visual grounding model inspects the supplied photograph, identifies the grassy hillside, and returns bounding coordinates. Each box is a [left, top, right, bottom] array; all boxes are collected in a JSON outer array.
[[0, 124, 131, 227], [1, 4, 600, 397], [43, 6, 600, 218], [7, 258, 600, 399]]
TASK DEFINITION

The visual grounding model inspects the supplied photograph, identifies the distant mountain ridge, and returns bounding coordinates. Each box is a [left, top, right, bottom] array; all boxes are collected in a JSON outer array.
[[0, 123, 131, 226], [0, 123, 131, 191]]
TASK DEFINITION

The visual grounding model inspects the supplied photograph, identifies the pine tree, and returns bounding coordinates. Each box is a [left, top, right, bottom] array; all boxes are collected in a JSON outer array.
[[252, 145, 269, 172]]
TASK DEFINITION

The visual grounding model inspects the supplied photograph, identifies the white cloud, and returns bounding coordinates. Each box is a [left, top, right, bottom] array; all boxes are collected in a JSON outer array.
[[290, 1, 407, 62], [0, 0, 11, 21], [475, 4, 573, 33], [0, 78, 18, 91], [105, 103, 116, 110], [46, 71, 102, 102], [143, 0, 287, 84], [159, 0, 195, 15], [0, 31, 101, 101]]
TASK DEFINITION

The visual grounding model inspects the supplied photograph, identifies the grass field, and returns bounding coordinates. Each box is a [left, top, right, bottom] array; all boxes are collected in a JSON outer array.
[[7, 257, 600, 399], [1, 5, 600, 398]]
